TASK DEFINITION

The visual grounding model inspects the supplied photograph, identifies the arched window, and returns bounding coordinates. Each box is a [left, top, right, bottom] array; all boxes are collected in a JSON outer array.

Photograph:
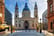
[[16, 24, 17, 27], [50, 4, 52, 13], [19, 24, 21, 27]]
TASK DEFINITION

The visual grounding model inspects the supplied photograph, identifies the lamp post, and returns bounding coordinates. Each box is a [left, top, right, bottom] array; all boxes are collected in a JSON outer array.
[[40, 18, 42, 33]]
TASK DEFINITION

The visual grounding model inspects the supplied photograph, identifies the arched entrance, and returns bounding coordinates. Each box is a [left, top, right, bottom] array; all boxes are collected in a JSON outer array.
[[24, 21, 29, 29]]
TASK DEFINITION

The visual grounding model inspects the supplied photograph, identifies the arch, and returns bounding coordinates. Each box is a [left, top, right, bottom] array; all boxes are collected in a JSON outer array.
[[24, 20, 29, 29]]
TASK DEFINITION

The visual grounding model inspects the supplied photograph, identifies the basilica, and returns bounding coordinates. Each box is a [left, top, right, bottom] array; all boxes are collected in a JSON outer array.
[[14, 2, 38, 30]]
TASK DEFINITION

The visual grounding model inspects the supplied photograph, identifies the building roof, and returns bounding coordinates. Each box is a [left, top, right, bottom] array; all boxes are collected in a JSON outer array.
[[23, 3, 30, 11], [15, 2, 18, 9], [16, 2, 18, 7]]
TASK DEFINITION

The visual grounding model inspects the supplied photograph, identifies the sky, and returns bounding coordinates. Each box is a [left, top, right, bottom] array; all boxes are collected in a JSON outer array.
[[5, 0, 47, 25]]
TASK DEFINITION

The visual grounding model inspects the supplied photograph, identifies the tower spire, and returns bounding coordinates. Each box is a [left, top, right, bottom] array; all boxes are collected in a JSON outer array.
[[15, 2, 19, 28], [34, 2, 37, 9], [34, 2, 38, 18], [15, 2, 18, 13], [15, 2, 18, 9], [16, 2, 18, 7]]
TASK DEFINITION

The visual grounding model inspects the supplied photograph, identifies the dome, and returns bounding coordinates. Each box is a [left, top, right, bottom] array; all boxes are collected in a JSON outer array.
[[22, 3, 30, 18], [23, 3, 30, 11]]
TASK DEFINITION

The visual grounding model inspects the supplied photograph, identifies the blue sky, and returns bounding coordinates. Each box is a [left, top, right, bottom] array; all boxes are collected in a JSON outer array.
[[5, 0, 47, 25]]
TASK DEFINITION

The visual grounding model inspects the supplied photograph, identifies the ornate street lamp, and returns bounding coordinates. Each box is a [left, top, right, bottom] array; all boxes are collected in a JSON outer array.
[[40, 18, 42, 33]]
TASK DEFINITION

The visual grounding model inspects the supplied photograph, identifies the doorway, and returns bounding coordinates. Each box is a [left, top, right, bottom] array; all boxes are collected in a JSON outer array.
[[24, 21, 29, 29]]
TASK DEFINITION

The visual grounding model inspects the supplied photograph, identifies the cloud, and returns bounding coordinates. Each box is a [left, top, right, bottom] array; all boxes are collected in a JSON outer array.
[[28, 0, 47, 22], [28, 0, 35, 17], [5, 0, 47, 24]]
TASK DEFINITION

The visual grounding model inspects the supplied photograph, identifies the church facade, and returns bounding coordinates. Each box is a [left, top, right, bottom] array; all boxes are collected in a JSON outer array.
[[14, 2, 38, 30]]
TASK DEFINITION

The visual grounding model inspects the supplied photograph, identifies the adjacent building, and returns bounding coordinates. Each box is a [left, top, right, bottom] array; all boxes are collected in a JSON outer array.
[[47, 0, 54, 31], [0, 0, 5, 24], [42, 10, 48, 30], [5, 8, 12, 25], [14, 2, 38, 30], [0, 0, 12, 25]]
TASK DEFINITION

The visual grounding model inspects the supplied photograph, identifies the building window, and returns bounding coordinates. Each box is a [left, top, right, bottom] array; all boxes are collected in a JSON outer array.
[[16, 24, 17, 27], [19, 24, 21, 27], [51, 22, 52, 29], [0, 13, 2, 17], [0, 6, 2, 12], [19, 21, 21, 23], [32, 24, 34, 27], [50, 4, 52, 13], [16, 15, 17, 18], [16, 21, 17, 22]]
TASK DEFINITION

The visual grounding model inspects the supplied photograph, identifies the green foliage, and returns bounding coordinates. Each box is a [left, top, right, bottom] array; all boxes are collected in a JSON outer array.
[[37, 26, 39, 30]]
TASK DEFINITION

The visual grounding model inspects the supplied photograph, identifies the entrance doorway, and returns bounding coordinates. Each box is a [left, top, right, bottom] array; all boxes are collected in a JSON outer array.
[[24, 21, 29, 29]]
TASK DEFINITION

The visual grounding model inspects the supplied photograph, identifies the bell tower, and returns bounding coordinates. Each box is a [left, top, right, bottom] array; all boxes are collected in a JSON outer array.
[[34, 2, 38, 18], [15, 2, 19, 28], [34, 2, 38, 29], [15, 2, 18, 17], [0, 0, 5, 24]]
